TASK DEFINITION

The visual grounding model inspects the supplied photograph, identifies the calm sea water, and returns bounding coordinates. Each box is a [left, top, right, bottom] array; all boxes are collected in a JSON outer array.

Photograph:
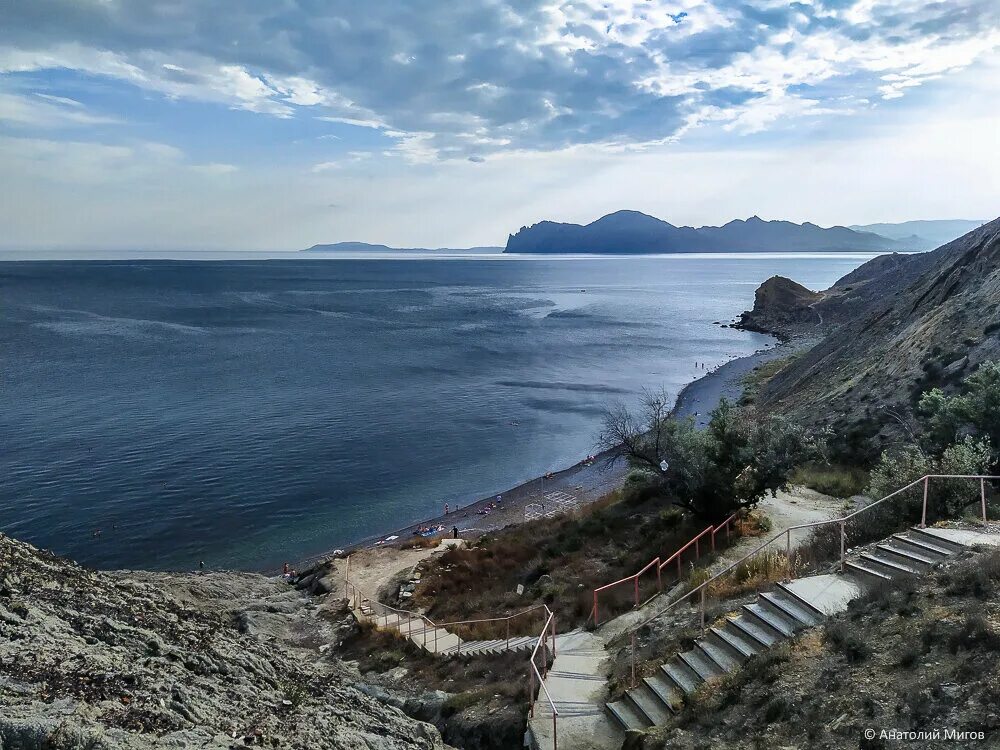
[[0, 254, 874, 570]]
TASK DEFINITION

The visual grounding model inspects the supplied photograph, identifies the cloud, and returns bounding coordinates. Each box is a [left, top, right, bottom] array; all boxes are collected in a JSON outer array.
[[0, 0, 997, 160], [0, 87, 117, 127], [191, 162, 238, 175]]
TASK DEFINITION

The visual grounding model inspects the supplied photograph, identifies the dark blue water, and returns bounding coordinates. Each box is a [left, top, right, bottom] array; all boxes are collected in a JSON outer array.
[[0, 254, 872, 570]]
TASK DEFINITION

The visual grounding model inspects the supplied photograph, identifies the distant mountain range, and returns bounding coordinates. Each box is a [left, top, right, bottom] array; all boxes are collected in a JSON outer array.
[[302, 242, 504, 253], [504, 211, 984, 254], [848, 220, 986, 251], [304, 216, 987, 255]]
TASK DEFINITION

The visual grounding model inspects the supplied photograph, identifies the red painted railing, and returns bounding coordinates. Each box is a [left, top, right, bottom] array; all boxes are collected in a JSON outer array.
[[588, 511, 739, 626]]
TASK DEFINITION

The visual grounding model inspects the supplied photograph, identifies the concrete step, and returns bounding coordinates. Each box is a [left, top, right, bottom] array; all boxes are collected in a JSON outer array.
[[775, 581, 828, 621], [661, 659, 700, 696], [678, 648, 722, 682], [844, 559, 892, 583], [627, 684, 673, 726], [759, 591, 819, 628], [911, 526, 971, 553], [727, 615, 779, 649], [695, 638, 740, 673], [891, 533, 953, 558], [642, 674, 681, 714], [708, 626, 757, 661], [858, 552, 918, 577], [741, 603, 795, 639], [875, 543, 937, 569], [607, 698, 650, 731]]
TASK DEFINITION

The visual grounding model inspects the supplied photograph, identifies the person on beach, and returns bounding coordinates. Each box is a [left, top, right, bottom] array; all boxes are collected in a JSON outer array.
[[452, 526, 459, 539], [444, 503, 449, 514]]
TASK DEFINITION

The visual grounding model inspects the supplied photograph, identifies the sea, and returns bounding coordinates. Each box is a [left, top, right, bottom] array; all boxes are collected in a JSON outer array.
[[0, 251, 879, 571]]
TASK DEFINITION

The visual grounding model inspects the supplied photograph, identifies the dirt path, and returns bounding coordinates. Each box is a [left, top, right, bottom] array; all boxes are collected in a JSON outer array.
[[705, 484, 846, 574], [318, 541, 461, 603]]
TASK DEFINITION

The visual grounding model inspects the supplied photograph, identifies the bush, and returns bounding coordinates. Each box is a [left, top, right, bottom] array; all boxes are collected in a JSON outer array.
[[941, 555, 1000, 599], [824, 621, 871, 663], [864, 439, 991, 524], [947, 611, 1000, 654], [764, 696, 793, 723]]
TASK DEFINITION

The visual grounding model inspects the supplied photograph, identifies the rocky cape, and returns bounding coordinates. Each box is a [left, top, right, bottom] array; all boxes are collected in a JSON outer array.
[[735, 216, 1000, 451], [0, 534, 451, 750], [504, 210, 907, 254]]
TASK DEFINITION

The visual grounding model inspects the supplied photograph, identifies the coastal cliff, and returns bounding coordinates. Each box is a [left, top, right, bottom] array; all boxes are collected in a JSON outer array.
[[737, 216, 1000, 451], [0, 534, 449, 750]]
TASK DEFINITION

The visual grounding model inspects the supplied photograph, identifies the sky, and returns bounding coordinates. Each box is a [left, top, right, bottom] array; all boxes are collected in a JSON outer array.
[[1, 0, 999, 251]]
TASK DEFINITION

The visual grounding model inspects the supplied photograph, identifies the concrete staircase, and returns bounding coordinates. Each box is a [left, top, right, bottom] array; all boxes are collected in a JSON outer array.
[[606, 526, 985, 731], [358, 598, 537, 657]]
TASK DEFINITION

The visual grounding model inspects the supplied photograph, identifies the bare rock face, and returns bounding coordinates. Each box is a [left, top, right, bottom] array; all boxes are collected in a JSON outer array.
[[0, 534, 450, 750], [736, 275, 822, 335]]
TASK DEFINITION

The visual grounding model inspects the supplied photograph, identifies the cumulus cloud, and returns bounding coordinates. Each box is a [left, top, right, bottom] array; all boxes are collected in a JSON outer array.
[[0, 0, 997, 159]]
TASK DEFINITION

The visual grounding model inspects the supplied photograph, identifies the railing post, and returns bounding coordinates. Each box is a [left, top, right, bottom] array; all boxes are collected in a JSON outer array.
[[553, 712, 558, 750], [630, 632, 636, 688], [507, 619, 510, 651], [657, 563, 662, 593], [695, 537, 700, 560], [700, 587, 706, 631], [551, 613, 557, 658], [634, 576, 639, 609], [840, 519, 846, 572], [711, 528, 716, 552], [529, 664, 535, 718], [786, 528, 791, 558], [677, 555, 681, 578], [921, 476, 929, 528], [982, 478, 988, 527]]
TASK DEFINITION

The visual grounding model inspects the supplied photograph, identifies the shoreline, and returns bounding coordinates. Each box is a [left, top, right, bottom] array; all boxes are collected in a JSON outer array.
[[292, 335, 801, 573]]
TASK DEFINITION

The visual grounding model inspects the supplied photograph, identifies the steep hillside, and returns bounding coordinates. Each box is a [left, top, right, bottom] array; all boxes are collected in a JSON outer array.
[[756, 217, 1000, 447], [0, 534, 448, 750], [505, 211, 903, 253]]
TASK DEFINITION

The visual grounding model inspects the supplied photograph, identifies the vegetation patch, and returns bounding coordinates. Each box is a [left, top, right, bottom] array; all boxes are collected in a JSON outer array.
[[789, 462, 869, 498]]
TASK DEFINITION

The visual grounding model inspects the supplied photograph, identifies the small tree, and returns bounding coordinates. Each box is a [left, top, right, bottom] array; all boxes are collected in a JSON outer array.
[[599, 393, 810, 522], [918, 361, 1000, 459], [865, 437, 992, 522]]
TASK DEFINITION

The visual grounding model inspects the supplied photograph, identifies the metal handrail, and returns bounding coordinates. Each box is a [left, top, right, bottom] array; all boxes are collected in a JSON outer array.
[[528, 606, 558, 750], [588, 511, 739, 626], [345, 564, 550, 654], [611, 474, 998, 658]]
